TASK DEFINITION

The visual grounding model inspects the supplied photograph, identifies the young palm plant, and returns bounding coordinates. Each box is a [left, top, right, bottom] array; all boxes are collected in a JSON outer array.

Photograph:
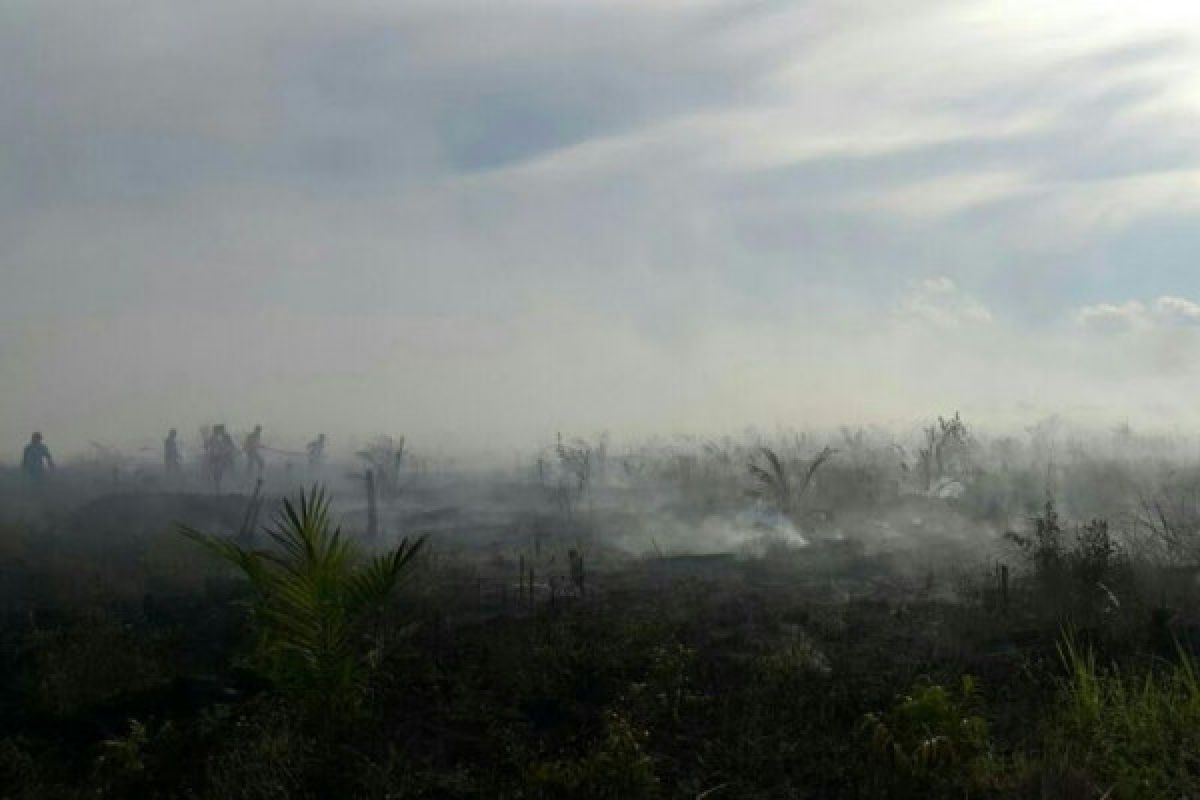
[[748, 446, 793, 514], [179, 486, 425, 714], [748, 445, 837, 519]]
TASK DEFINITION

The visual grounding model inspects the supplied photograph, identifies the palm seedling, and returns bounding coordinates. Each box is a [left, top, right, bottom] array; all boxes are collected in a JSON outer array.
[[748, 446, 792, 514], [179, 486, 426, 712], [748, 445, 837, 519]]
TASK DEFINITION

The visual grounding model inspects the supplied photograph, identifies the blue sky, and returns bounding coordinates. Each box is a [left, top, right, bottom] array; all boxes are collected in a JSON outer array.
[[4, 0, 1200, 453]]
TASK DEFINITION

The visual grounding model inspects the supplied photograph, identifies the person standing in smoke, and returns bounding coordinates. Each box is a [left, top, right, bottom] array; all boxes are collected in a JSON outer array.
[[205, 424, 237, 493], [21, 432, 55, 484], [306, 433, 326, 474], [244, 424, 265, 479], [164, 428, 182, 481]]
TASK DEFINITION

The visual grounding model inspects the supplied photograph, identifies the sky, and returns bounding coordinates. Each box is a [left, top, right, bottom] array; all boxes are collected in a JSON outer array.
[[5, 0, 1200, 456]]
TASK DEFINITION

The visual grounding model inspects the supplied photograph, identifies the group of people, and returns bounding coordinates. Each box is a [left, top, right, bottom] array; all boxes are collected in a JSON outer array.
[[182, 426, 328, 491], [16, 428, 328, 491]]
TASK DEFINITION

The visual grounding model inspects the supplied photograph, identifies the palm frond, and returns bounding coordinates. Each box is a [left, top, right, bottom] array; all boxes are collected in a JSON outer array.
[[761, 447, 789, 496], [346, 535, 427, 613], [177, 523, 274, 592], [796, 446, 838, 501]]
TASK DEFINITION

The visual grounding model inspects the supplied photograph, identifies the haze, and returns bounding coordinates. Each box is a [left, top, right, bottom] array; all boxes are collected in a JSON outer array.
[[6, 0, 1200, 456]]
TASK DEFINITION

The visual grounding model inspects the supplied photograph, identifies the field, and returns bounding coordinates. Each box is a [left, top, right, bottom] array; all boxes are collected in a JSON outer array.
[[2, 422, 1200, 799]]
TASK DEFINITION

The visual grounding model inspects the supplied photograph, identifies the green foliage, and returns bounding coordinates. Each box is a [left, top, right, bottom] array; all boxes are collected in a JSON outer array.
[[1007, 502, 1131, 622], [528, 711, 659, 799], [91, 719, 153, 796], [0, 737, 67, 799], [1044, 632, 1200, 798], [20, 614, 176, 717], [200, 702, 313, 800], [629, 642, 699, 725], [180, 486, 426, 710], [862, 675, 994, 793], [1007, 500, 1067, 578]]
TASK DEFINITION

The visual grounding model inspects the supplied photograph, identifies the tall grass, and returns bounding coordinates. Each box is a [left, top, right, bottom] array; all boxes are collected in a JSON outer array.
[[1048, 631, 1200, 798]]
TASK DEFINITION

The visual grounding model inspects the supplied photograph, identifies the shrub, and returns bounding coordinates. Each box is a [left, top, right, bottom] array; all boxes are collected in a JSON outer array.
[[1007, 502, 1131, 623], [861, 675, 995, 795], [527, 710, 659, 799]]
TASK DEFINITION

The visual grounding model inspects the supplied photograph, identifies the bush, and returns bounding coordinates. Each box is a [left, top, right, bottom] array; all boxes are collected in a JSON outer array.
[[527, 710, 659, 799], [1007, 502, 1131, 624], [861, 676, 996, 796]]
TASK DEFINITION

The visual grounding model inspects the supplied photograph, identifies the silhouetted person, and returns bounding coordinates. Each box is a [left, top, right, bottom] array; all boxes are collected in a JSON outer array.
[[244, 425, 264, 478], [21, 432, 54, 483], [164, 428, 182, 480], [307, 433, 326, 472], [205, 424, 237, 493]]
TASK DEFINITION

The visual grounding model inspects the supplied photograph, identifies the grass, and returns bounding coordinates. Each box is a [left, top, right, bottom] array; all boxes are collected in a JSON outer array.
[[1044, 631, 1200, 798]]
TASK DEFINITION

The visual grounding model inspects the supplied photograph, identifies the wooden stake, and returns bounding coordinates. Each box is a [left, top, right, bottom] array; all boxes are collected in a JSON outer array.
[[1000, 564, 1009, 610], [365, 469, 378, 541]]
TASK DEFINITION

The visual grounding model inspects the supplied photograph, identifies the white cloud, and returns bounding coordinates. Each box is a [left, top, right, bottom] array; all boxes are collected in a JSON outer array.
[[857, 170, 1031, 220], [1075, 295, 1200, 332], [1154, 295, 1200, 324], [896, 277, 994, 329], [1075, 301, 1148, 332]]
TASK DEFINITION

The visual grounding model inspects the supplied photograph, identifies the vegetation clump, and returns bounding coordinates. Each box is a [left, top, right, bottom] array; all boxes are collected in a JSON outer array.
[[862, 676, 996, 795]]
